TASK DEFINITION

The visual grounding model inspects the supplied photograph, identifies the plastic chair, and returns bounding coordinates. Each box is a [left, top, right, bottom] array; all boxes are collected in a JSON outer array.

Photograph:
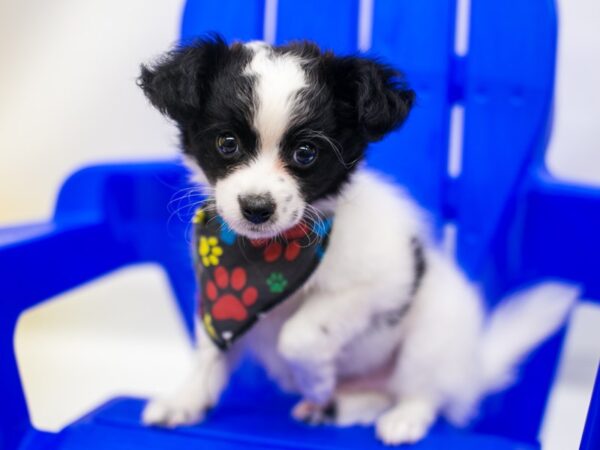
[[1, 1, 599, 449]]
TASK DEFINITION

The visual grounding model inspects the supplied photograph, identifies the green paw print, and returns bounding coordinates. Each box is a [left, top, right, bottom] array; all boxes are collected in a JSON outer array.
[[266, 272, 288, 293]]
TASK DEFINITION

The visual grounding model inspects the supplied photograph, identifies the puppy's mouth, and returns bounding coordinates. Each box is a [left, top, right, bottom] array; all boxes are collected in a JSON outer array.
[[220, 209, 304, 240], [244, 221, 279, 237], [231, 220, 298, 240]]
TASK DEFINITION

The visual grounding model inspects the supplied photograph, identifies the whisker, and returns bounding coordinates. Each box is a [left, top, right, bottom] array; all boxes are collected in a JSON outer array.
[[300, 129, 352, 169]]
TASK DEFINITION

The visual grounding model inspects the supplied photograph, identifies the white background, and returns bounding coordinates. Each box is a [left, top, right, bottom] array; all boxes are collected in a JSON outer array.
[[1, 1, 599, 450]]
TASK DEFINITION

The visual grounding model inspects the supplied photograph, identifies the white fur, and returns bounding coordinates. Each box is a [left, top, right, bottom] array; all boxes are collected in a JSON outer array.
[[214, 153, 305, 239], [181, 154, 209, 185], [143, 167, 578, 444], [142, 324, 232, 427], [244, 43, 307, 152], [213, 44, 308, 239], [479, 283, 579, 394]]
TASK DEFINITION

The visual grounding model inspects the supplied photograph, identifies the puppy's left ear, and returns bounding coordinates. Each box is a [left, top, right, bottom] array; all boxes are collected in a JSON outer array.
[[326, 56, 415, 142]]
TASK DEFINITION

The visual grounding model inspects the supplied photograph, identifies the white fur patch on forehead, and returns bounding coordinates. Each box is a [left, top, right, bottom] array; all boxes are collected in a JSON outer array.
[[244, 43, 307, 153]]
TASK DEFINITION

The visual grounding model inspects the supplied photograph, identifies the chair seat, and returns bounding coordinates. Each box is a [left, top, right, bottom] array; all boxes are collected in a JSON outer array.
[[20, 361, 539, 450]]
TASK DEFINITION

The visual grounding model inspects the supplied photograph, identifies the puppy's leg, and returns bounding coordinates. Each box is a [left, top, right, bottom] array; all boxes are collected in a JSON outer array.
[[142, 332, 234, 427], [277, 289, 373, 404], [374, 329, 442, 444], [375, 253, 483, 444], [376, 397, 437, 445], [373, 316, 448, 445]]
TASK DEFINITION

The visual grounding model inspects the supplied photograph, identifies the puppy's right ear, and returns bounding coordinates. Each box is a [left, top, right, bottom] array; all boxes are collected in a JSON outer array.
[[138, 36, 229, 123], [324, 54, 415, 143]]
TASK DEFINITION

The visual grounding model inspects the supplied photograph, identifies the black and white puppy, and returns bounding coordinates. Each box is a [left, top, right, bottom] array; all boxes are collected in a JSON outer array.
[[138, 36, 576, 445]]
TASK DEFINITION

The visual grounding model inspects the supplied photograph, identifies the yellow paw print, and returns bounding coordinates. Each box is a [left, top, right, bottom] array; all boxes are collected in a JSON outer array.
[[199, 236, 223, 266], [192, 208, 206, 224], [203, 313, 218, 340]]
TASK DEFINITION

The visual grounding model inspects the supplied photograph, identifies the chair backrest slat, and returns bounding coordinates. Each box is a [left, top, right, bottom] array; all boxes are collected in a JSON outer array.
[[181, 0, 265, 43], [368, 0, 457, 226], [455, 0, 558, 441], [276, 0, 360, 53], [456, 0, 557, 278]]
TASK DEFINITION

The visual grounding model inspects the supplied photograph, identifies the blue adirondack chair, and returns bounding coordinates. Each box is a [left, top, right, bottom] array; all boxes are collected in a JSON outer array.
[[1, 1, 599, 449]]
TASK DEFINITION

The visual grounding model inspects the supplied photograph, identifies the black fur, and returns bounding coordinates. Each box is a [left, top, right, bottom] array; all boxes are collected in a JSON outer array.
[[369, 237, 426, 332], [139, 36, 258, 183], [410, 236, 426, 296], [322, 52, 415, 143], [138, 35, 414, 202]]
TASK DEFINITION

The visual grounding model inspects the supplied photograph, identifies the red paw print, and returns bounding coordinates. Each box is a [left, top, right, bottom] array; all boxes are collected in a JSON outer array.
[[250, 223, 308, 263], [206, 266, 258, 321]]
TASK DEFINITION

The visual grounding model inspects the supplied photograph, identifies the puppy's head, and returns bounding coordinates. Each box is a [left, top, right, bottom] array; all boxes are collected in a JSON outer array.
[[139, 36, 414, 238]]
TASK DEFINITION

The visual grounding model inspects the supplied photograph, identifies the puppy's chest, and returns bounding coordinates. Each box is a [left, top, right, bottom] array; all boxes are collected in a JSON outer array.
[[242, 289, 305, 353]]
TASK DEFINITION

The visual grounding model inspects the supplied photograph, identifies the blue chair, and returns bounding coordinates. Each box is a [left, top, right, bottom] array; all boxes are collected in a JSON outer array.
[[1, 1, 599, 449]]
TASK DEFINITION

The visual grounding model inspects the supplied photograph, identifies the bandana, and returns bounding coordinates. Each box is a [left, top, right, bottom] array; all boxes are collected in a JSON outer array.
[[192, 204, 333, 350]]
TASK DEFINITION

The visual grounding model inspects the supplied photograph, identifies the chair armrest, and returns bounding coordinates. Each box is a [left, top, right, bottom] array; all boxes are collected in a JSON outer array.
[[0, 220, 135, 449], [520, 169, 600, 299], [0, 159, 191, 448], [0, 158, 190, 309], [0, 221, 136, 313]]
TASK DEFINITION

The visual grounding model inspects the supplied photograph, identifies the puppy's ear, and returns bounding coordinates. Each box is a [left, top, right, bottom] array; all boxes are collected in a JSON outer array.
[[326, 55, 415, 142], [138, 36, 229, 123]]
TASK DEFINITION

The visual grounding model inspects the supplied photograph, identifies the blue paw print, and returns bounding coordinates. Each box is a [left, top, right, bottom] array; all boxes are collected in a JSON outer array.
[[313, 217, 333, 237], [313, 218, 333, 259], [218, 217, 237, 245]]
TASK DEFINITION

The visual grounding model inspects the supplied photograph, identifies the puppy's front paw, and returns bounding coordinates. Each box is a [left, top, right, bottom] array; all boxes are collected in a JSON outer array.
[[142, 396, 206, 428], [375, 400, 435, 445], [278, 323, 336, 403]]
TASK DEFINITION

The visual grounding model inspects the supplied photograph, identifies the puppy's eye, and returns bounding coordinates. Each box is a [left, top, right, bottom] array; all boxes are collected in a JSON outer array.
[[216, 133, 239, 157], [292, 144, 318, 168]]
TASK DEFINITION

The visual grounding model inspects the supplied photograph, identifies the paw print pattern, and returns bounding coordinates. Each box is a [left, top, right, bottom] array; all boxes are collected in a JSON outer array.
[[192, 208, 205, 224], [205, 266, 258, 321], [266, 272, 288, 293], [199, 236, 223, 267], [202, 312, 218, 340], [216, 216, 237, 245], [250, 223, 309, 263], [313, 218, 333, 260]]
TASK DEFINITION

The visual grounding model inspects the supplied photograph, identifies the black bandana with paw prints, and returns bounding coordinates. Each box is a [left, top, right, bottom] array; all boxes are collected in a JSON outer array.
[[193, 204, 333, 350]]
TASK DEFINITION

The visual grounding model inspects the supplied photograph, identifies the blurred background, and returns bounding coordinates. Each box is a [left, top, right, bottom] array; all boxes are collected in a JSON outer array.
[[1, 1, 598, 450]]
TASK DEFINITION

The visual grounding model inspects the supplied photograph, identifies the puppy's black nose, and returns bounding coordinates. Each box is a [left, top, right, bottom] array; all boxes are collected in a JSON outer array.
[[239, 193, 276, 224]]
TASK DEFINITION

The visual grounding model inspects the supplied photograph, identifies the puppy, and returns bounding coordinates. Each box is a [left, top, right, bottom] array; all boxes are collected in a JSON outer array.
[[138, 36, 576, 445]]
